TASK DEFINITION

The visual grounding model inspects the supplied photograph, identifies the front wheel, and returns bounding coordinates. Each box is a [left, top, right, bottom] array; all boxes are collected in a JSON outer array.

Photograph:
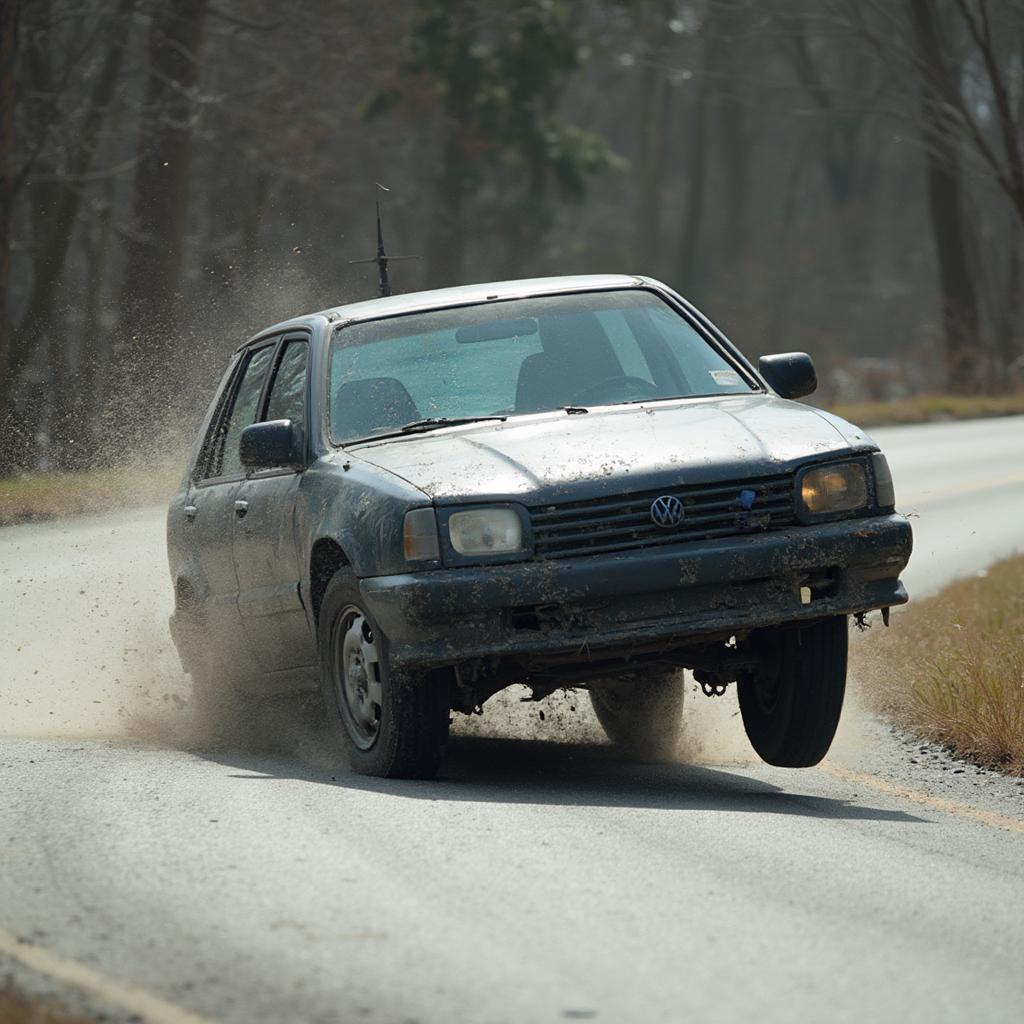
[[738, 616, 848, 768], [317, 569, 451, 778], [589, 669, 684, 760]]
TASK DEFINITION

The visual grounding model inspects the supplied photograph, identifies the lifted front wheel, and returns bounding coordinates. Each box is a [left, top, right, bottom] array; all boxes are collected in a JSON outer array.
[[738, 616, 848, 768]]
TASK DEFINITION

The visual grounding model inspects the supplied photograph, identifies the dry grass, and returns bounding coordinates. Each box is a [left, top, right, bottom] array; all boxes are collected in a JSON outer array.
[[855, 555, 1024, 775], [0, 462, 180, 527], [0, 987, 95, 1024], [830, 392, 1024, 427]]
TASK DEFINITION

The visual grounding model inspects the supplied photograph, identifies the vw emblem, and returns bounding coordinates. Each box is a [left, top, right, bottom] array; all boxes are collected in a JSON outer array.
[[650, 495, 684, 528]]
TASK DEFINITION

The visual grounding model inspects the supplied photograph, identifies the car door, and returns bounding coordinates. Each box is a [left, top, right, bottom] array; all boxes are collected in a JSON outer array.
[[232, 334, 316, 673], [182, 342, 277, 670]]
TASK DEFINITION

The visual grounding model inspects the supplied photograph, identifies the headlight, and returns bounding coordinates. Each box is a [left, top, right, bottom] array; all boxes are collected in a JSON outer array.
[[799, 462, 869, 516], [448, 508, 524, 556]]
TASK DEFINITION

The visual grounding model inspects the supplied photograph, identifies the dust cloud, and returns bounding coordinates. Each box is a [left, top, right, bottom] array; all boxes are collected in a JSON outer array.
[[0, 494, 878, 771], [0, 503, 193, 742], [0, 499, 321, 757], [452, 678, 760, 766]]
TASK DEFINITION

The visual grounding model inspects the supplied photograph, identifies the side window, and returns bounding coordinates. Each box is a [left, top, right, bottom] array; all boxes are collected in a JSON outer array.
[[194, 354, 241, 480], [264, 340, 308, 428], [213, 345, 275, 479]]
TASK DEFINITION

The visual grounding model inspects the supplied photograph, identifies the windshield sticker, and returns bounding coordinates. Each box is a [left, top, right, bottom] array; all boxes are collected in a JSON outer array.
[[710, 369, 741, 386]]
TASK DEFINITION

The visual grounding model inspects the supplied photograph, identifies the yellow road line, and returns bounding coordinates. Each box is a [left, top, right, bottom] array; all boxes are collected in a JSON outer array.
[[901, 471, 1024, 507], [0, 926, 213, 1024], [822, 764, 1024, 835]]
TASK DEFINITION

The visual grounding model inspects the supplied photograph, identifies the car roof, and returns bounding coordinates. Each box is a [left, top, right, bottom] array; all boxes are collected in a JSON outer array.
[[240, 274, 651, 350]]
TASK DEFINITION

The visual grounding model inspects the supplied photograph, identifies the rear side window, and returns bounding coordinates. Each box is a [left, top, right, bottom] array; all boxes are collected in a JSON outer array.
[[208, 344, 274, 479], [264, 340, 308, 428]]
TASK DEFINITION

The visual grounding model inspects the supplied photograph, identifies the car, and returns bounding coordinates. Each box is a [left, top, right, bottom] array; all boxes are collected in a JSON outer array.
[[167, 274, 912, 778]]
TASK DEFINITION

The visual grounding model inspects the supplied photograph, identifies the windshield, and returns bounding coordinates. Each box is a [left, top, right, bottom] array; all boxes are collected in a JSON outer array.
[[328, 289, 754, 443]]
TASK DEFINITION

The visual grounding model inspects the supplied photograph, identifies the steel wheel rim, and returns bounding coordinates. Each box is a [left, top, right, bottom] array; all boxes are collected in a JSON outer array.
[[331, 605, 383, 750]]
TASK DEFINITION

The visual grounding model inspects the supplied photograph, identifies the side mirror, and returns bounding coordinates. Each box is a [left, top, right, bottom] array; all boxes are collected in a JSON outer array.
[[240, 419, 305, 471], [758, 352, 817, 399]]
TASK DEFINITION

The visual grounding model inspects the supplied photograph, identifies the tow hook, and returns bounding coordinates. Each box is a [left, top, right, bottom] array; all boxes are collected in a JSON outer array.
[[694, 670, 729, 697]]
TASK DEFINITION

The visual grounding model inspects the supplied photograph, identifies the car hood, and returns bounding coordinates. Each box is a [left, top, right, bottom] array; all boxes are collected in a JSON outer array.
[[349, 394, 872, 505]]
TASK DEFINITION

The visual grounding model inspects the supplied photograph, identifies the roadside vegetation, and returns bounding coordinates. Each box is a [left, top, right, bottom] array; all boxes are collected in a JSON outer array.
[[0, 463, 179, 527], [4, 3, 1024, 483], [829, 393, 1024, 428], [855, 555, 1024, 776], [0, 986, 94, 1024]]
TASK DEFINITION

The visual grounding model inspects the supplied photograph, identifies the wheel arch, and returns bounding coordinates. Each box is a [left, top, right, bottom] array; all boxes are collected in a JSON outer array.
[[310, 537, 352, 626]]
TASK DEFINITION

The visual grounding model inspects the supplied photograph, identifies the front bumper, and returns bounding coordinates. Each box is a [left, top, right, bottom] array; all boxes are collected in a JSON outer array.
[[359, 513, 912, 668]]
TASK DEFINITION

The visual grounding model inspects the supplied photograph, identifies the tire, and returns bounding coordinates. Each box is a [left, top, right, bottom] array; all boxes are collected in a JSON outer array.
[[589, 669, 685, 760], [738, 616, 848, 768], [317, 568, 451, 778]]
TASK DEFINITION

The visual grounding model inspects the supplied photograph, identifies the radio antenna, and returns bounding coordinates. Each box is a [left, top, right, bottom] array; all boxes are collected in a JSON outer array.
[[349, 184, 418, 298]]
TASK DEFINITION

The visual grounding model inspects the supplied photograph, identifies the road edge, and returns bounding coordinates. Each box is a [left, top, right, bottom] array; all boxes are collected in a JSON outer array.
[[0, 928, 212, 1024]]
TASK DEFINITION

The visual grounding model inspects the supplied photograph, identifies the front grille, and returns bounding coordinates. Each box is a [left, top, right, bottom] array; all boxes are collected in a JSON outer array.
[[529, 472, 796, 560]]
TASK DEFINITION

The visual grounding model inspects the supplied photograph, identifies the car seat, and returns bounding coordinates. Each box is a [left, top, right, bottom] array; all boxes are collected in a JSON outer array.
[[333, 377, 419, 440], [515, 311, 622, 413]]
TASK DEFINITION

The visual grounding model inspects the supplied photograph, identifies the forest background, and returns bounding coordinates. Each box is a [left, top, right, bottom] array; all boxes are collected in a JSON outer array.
[[2, 0, 1023, 475]]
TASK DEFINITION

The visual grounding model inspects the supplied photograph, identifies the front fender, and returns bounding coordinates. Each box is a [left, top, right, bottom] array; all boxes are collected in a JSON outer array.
[[296, 454, 432, 584]]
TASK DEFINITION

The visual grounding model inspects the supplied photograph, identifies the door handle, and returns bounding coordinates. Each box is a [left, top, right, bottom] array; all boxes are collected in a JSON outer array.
[[184, 504, 198, 521], [234, 499, 249, 518]]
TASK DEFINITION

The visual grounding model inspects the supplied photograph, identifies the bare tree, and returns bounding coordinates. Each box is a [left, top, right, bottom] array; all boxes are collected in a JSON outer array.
[[838, 0, 1024, 386], [0, 0, 17, 396], [115, 0, 209, 422], [0, 0, 137, 472], [3, 0, 1024, 477], [631, 0, 675, 267], [909, 0, 983, 392]]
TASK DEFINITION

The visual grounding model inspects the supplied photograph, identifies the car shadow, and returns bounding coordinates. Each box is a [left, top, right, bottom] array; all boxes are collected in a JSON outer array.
[[195, 722, 924, 824]]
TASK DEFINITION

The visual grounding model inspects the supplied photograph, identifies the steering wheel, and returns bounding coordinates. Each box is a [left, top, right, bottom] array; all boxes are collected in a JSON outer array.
[[571, 375, 663, 406]]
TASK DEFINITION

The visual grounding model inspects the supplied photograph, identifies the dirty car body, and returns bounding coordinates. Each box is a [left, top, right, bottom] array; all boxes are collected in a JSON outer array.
[[167, 274, 912, 777]]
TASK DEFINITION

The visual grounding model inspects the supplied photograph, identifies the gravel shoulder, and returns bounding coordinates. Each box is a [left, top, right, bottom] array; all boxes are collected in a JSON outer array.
[[0, 957, 137, 1024], [829, 702, 1024, 825]]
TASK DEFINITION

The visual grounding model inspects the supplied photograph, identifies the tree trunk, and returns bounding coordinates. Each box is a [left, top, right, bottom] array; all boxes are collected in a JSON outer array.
[[0, 0, 15, 385], [910, 0, 983, 393], [0, 0, 135, 473], [632, 0, 673, 271], [0, 0, 17, 405], [677, 25, 719, 292], [115, 0, 209, 425], [998, 223, 1021, 384], [765, 139, 809, 353], [426, 99, 468, 289]]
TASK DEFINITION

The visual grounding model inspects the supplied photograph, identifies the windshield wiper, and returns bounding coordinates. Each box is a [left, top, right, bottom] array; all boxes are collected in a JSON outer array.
[[621, 393, 720, 405], [398, 415, 507, 434], [341, 415, 508, 446]]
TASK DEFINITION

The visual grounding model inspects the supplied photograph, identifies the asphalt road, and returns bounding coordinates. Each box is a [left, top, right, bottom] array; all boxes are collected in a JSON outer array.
[[1, 415, 1023, 1024]]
